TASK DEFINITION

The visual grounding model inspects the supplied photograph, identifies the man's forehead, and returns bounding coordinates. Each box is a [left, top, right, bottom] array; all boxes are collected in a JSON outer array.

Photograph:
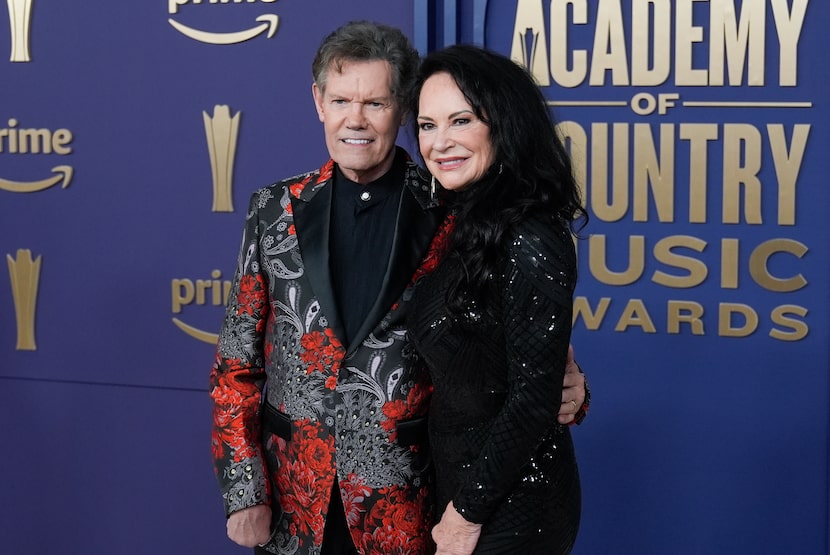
[[324, 59, 394, 94]]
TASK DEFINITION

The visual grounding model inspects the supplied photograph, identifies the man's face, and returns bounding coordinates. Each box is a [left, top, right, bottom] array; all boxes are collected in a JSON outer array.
[[312, 60, 404, 184]]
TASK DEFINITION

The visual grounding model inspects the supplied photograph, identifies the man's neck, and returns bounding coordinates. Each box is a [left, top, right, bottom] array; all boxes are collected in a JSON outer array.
[[338, 149, 397, 184]]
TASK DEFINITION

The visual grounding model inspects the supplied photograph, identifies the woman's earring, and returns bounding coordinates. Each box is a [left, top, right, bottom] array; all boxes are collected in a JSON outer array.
[[498, 163, 504, 175], [430, 175, 436, 200]]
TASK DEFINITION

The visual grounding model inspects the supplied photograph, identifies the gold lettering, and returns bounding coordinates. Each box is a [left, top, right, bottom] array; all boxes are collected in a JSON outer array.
[[588, 234, 645, 285], [769, 304, 808, 341], [172, 279, 195, 314], [675, 0, 708, 86], [169, 0, 277, 14], [558, 122, 588, 209], [0, 119, 73, 155], [667, 300, 705, 335], [573, 296, 612, 329], [589, 0, 629, 86], [17, 129, 49, 153], [509, 0, 806, 90], [591, 123, 629, 222], [768, 124, 809, 225], [679, 123, 718, 223], [614, 299, 656, 332], [749, 239, 808, 292], [169, 0, 188, 14], [550, 0, 588, 87], [52, 130, 73, 155], [211, 269, 223, 305], [171, 273, 233, 313], [709, 0, 765, 86], [652, 235, 708, 288], [718, 302, 758, 337], [722, 124, 762, 224], [631, 0, 671, 86], [771, 0, 808, 86], [1, 118, 18, 152], [720, 238, 740, 289], [196, 280, 212, 305], [633, 123, 674, 222]]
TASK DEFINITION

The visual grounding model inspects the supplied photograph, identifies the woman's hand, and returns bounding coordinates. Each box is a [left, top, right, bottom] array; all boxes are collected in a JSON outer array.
[[558, 344, 586, 424], [432, 501, 483, 555]]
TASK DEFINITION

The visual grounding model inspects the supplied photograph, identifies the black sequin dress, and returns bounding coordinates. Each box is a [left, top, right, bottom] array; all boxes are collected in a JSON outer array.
[[408, 212, 581, 554]]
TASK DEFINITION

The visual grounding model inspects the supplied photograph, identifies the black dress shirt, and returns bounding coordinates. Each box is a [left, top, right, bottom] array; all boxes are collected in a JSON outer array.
[[329, 152, 405, 345]]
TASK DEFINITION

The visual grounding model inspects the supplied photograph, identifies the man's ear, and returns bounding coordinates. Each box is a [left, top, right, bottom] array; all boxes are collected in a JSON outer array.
[[312, 83, 325, 123]]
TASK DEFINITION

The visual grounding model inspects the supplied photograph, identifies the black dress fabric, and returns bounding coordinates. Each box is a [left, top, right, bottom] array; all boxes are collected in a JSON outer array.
[[408, 212, 581, 554]]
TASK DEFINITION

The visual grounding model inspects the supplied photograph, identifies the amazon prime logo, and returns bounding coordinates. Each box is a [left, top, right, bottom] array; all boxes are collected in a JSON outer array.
[[168, 0, 280, 45], [0, 118, 74, 193]]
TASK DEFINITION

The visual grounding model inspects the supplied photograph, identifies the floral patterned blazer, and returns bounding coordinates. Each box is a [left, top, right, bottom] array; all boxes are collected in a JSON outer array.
[[210, 151, 449, 554]]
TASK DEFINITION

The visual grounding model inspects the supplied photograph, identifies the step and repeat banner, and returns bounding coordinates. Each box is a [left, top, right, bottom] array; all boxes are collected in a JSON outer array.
[[2, 1, 828, 553], [432, 1, 828, 554], [1, 2, 415, 554]]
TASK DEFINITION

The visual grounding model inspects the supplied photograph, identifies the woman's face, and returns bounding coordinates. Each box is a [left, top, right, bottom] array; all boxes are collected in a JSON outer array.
[[417, 72, 495, 191]]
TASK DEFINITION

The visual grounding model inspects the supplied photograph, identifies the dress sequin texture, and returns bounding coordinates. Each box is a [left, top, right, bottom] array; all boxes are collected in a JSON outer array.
[[408, 213, 581, 554]]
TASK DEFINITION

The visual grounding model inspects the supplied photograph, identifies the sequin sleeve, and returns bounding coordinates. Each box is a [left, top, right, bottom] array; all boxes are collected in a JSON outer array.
[[452, 215, 577, 524]]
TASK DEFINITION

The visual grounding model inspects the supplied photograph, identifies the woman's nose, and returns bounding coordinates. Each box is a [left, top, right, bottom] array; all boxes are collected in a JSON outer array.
[[432, 127, 454, 150]]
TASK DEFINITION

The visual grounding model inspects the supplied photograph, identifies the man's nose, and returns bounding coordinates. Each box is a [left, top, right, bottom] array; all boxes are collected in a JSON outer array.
[[346, 103, 367, 128]]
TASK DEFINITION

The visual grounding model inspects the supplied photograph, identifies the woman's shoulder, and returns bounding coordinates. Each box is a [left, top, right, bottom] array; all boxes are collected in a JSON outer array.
[[500, 211, 578, 305], [507, 212, 574, 260], [502, 212, 576, 286]]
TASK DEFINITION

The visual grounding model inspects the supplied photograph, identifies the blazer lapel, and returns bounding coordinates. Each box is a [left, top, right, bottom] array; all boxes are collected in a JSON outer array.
[[347, 165, 446, 354], [291, 176, 347, 345]]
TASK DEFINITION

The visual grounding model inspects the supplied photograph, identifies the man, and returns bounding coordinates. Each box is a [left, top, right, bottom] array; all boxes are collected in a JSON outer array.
[[209, 21, 589, 555]]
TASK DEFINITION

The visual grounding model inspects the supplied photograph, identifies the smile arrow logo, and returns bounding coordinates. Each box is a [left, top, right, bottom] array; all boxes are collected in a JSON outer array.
[[172, 317, 219, 344], [0, 165, 73, 193], [168, 14, 279, 45]]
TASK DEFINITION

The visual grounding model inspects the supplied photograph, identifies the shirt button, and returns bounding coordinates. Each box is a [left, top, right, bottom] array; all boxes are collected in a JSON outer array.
[[360, 191, 371, 201]]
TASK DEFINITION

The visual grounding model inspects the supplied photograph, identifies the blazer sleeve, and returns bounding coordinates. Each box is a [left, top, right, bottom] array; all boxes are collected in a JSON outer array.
[[209, 190, 272, 516], [452, 216, 577, 523]]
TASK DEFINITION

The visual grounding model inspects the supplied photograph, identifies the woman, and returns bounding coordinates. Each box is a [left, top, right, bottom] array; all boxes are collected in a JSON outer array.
[[407, 45, 587, 554]]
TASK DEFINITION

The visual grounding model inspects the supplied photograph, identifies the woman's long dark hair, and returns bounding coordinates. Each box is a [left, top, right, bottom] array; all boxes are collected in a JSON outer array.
[[410, 44, 587, 313]]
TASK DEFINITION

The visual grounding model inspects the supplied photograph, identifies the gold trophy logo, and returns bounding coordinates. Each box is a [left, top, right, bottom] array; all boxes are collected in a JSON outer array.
[[7, 0, 34, 62], [6, 249, 41, 350], [203, 105, 240, 213]]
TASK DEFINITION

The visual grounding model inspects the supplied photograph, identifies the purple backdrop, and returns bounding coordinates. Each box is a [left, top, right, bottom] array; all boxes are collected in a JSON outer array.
[[1, 1, 828, 554]]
